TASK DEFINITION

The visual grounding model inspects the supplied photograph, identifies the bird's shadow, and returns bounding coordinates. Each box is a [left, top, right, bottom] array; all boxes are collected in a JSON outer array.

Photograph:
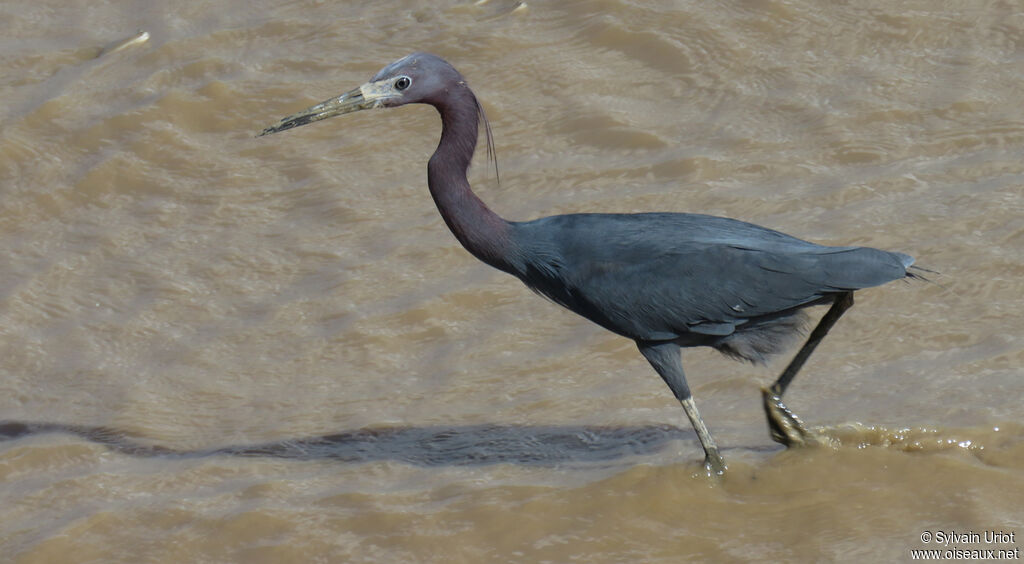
[[0, 420, 696, 467]]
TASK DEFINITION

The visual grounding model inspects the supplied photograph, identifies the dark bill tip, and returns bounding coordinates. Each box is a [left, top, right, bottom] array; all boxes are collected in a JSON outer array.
[[258, 116, 312, 137]]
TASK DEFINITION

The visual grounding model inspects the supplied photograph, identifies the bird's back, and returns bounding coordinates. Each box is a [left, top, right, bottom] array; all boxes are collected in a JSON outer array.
[[508, 212, 913, 358]]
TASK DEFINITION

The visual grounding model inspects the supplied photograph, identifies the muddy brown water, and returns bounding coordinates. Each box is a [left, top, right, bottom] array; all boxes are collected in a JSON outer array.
[[2, 1, 1022, 562]]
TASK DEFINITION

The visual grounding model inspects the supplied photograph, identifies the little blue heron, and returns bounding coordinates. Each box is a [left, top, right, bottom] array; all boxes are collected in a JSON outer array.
[[259, 53, 923, 474]]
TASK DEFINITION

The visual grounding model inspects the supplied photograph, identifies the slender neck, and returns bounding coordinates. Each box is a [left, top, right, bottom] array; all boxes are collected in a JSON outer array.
[[427, 87, 516, 272]]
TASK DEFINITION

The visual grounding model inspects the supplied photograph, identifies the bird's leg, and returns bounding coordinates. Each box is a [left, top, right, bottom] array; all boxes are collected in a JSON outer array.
[[679, 396, 726, 474], [638, 341, 726, 474], [763, 291, 855, 447]]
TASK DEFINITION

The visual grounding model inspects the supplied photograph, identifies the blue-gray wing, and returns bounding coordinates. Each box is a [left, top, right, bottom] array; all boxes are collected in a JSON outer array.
[[513, 213, 913, 341]]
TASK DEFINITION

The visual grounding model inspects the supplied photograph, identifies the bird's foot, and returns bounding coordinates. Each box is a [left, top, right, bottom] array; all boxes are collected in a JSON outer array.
[[703, 448, 727, 476], [761, 387, 821, 447]]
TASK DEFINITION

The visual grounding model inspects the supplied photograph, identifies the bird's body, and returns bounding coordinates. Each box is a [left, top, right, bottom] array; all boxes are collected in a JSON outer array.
[[507, 212, 910, 358], [260, 52, 921, 474]]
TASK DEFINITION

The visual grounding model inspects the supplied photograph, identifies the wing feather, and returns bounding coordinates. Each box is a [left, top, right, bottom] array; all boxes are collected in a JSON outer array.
[[512, 213, 912, 341]]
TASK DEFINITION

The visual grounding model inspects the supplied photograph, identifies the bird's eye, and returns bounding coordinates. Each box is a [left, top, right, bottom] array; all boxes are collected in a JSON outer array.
[[394, 76, 411, 91]]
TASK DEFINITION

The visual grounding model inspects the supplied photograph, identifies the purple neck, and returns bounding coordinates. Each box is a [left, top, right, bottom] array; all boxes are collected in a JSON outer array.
[[427, 87, 516, 272]]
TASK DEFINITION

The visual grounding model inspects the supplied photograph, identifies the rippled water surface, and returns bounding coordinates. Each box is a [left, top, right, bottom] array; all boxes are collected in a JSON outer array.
[[2, 1, 1023, 561]]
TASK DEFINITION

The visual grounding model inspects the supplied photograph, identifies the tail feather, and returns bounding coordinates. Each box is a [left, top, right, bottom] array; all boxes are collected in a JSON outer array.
[[906, 264, 943, 287]]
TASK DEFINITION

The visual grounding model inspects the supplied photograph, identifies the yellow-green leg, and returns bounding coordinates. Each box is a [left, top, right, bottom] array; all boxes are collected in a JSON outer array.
[[763, 292, 855, 446]]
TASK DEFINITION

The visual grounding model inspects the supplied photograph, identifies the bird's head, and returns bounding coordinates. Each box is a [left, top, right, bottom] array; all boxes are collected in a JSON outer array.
[[258, 52, 464, 136]]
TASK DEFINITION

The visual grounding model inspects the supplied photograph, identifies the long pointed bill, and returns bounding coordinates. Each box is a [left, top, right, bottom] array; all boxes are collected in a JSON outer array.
[[258, 83, 388, 137]]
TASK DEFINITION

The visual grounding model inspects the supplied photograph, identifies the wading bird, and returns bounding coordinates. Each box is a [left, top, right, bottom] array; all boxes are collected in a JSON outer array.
[[260, 53, 922, 474]]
